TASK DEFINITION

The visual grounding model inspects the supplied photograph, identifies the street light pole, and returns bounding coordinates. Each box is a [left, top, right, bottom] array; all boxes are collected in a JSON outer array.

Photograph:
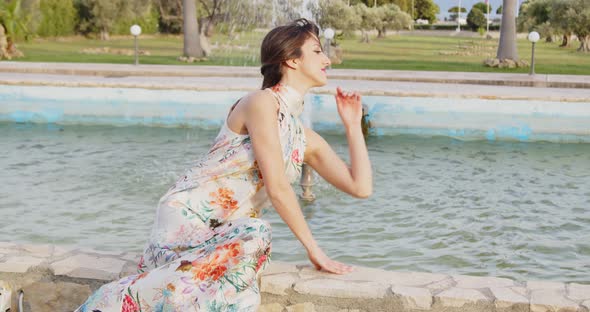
[[130, 24, 142, 66], [528, 31, 540, 76], [134, 36, 139, 65]]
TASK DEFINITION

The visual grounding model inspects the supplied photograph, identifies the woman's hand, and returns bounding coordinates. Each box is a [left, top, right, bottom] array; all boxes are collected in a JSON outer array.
[[335, 87, 362, 129], [307, 245, 354, 275]]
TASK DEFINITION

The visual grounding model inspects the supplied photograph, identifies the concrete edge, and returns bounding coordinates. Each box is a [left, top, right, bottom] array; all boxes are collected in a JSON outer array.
[[1, 79, 589, 103], [0, 242, 588, 311], [1, 62, 589, 89]]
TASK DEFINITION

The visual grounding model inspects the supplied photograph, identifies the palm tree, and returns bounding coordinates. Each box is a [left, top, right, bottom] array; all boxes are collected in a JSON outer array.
[[0, 0, 29, 42], [183, 0, 206, 58], [496, 0, 518, 60], [0, 0, 28, 59]]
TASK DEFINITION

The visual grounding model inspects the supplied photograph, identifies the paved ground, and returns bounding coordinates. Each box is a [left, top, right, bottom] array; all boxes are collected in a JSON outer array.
[[1, 62, 589, 102]]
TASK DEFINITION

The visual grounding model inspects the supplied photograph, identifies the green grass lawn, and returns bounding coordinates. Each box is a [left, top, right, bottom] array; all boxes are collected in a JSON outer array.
[[13, 31, 590, 75]]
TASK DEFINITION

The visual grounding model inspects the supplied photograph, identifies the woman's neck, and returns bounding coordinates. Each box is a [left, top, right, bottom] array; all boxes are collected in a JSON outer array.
[[279, 75, 309, 97]]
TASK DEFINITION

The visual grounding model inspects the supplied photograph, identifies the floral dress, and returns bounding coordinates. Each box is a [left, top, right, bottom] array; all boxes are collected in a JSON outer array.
[[76, 84, 306, 312]]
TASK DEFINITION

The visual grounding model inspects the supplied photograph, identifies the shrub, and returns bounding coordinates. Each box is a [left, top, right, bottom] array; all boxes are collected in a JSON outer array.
[[38, 0, 77, 37], [467, 7, 487, 31]]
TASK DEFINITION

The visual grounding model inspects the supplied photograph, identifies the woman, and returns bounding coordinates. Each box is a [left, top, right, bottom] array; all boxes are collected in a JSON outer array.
[[77, 18, 372, 312]]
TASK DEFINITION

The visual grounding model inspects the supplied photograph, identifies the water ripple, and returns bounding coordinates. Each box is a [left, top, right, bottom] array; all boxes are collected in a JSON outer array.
[[1, 123, 589, 283]]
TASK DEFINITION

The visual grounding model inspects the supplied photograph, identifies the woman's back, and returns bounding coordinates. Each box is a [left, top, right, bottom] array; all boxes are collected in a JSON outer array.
[[141, 84, 307, 271]]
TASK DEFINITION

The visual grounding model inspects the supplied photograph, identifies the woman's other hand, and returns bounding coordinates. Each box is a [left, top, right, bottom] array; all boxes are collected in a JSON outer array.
[[307, 245, 354, 275], [335, 87, 362, 129]]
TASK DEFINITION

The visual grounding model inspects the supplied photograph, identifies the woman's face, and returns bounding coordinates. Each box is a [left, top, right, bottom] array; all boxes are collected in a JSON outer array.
[[296, 35, 331, 87]]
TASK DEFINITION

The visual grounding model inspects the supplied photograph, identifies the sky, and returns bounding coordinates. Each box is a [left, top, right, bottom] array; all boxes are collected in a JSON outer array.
[[435, 0, 511, 19]]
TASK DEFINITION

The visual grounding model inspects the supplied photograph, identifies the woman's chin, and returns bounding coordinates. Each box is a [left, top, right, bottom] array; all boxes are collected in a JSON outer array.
[[314, 78, 328, 87]]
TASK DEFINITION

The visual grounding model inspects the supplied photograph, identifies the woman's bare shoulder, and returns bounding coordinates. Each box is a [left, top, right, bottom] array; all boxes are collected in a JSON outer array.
[[241, 89, 278, 114]]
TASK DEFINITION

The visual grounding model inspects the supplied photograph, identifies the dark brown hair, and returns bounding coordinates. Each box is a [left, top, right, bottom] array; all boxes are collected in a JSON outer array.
[[260, 18, 320, 89]]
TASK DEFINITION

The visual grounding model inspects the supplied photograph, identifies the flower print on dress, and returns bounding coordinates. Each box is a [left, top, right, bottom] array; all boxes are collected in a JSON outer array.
[[291, 149, 301, 164], [76, 84, 303, 312], [209, 187, 239, 218], [121, 293, 140, 312]]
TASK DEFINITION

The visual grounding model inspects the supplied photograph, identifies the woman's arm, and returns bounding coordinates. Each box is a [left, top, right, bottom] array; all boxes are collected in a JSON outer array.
[[304, 88, 372, 198], [244, 90, 353, 275]]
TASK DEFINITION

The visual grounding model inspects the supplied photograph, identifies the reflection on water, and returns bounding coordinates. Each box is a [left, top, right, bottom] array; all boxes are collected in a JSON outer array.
[[1, 122, 589, 283]]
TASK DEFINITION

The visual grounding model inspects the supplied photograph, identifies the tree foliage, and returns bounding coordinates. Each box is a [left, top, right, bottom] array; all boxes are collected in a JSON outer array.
[[76, 0, 127, 39], [467, 7, 486, 31], [309, 0, 360, 35], [381, 3, 412, 33], [517, 0, 552, 41], [270, 0, 303, 27], [473, 2, 492, 14], [0, 0, 30, 41], [111, 0, 159, 35], [311, 0, 410, 42], [517, 0, 590, 52], [38, 0, 77, 37], [558, 0, 590, 52], [154, 0, 183, 33], [354, 2, 378, 42], [448, 6, 467, 13], [196, 0, 273, 37], [414, 0, 438, 23]]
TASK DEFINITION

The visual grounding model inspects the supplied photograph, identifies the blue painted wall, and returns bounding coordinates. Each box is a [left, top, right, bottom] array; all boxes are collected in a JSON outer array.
[[1, 85, 589, 143]]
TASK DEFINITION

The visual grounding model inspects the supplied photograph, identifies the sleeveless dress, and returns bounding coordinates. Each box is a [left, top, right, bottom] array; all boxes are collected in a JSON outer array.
[[77, 84, 306, 312]]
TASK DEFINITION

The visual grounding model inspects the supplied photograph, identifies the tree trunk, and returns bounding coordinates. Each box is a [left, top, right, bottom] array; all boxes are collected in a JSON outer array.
[[578, 35, 590, 53], [199, 25, 211, 56], [100, 28, 110, 41], [360, 30, 370, 43], [377, 28, 386, 38], [496, 0, 518, 60], [560, 33, 571, 47], [183, 0, 205, 58]]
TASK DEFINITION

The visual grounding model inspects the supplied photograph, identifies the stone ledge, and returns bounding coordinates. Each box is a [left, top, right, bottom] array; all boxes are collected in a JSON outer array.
[[0, 242, 588, 312], [1, 62, 589, 89]]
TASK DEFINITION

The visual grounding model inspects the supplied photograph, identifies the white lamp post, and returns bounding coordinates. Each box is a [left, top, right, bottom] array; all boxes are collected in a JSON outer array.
[[528, 31, 540, 75], [323, 28, 335, 69], [130, 24, 142, 66]]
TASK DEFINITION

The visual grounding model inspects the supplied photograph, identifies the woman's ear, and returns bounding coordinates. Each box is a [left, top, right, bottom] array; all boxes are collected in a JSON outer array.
[[284, 59, 298, 70]]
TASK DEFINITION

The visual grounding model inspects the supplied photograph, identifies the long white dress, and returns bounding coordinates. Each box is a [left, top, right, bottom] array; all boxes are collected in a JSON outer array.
[[77, 84, 306, 312]]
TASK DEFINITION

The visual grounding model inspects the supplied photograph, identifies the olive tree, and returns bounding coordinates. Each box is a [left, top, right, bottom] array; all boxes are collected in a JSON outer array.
[[517, 0, 553, 42], [560, 0, 590, 52], [354, 3, 380, 42], [309, 0, 361, 36], [378, 3, 412, 37], [549, 0, 574, 47]]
